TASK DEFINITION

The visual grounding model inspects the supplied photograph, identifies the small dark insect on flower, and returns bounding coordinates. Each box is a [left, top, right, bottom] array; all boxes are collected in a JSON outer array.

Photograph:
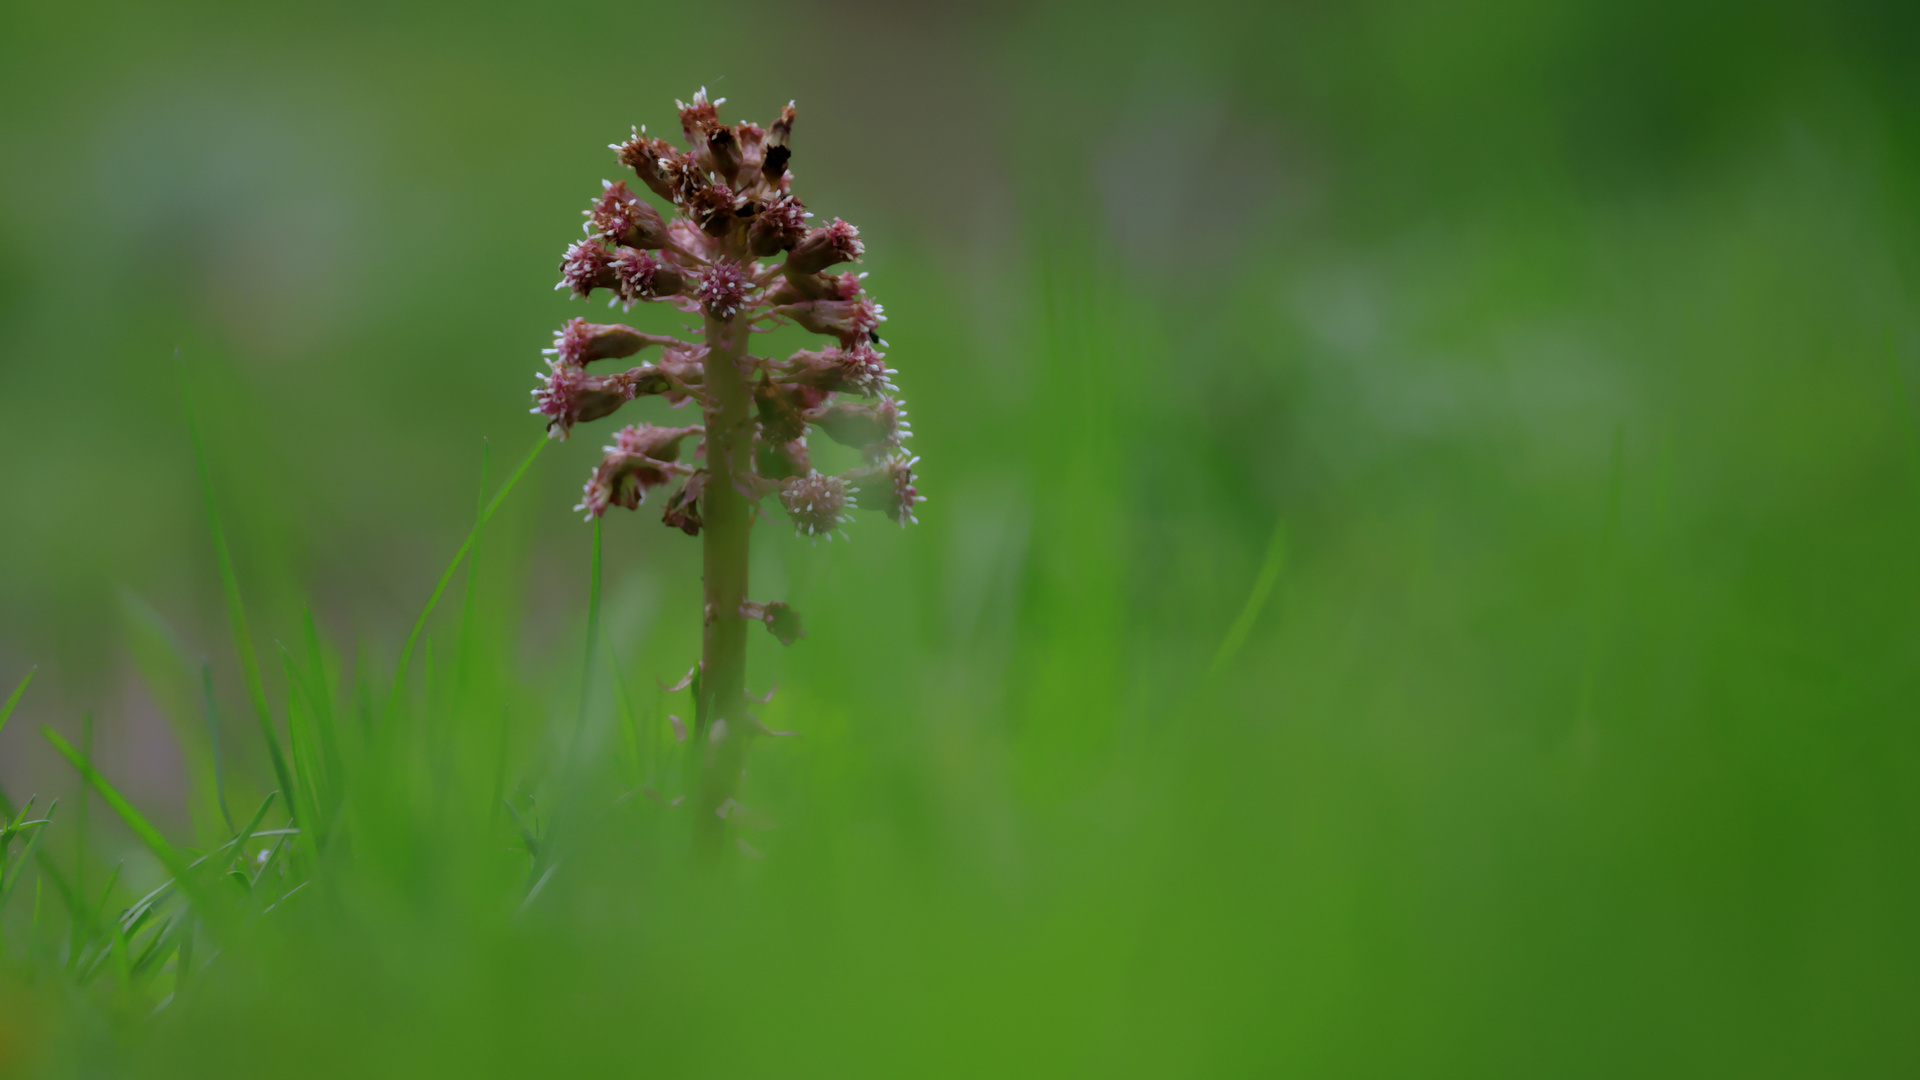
[[531, 89, 926, 840]]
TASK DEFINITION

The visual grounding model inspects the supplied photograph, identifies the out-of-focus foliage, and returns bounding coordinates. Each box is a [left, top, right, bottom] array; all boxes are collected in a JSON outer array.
[[2, 0, 1918, 1075]]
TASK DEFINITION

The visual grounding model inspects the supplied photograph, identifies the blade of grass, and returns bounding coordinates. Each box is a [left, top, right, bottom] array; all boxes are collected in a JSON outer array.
[[455, 438, 491, 706], [130, 915, 174, 979], [575, 516, 604, 753], [200, 662, 235, 834], [43, 727, 221, 932], [301, 610, 344, 800], [604, 627, 643, 788], [277, 644, 336, 842], [0, 784, 87, 939], [182, 363, 301, 838], [1205, 519, 1288, 684], [221, 793, 279, 876], [0, 667, 33, 739], [74, 713, 91, 960], [121, 792, 279, 934], [89, 861, 122, 942], [3, 795, 38, 844], [392, 434, 546, 708], [0, 799, 53, 913], [281, 679, 323, 841]]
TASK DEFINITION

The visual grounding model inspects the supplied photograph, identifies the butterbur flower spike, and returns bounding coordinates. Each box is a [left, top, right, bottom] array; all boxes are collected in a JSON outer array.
[[528, 90, 925, 844]]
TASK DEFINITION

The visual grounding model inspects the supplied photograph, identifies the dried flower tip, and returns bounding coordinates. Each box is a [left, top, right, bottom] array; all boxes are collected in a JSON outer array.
[[763, 602, 804, 645], [574, 423, 700, 519], [661, 470, 707, 535], [740, 600, 805, 645], [779, 472, 856, 538], [697, 260, 752, 320], [611, 127, 684, 202], [849, 455, 925, 526], [785, 218, 864, 275], [586, 180, 668, 248], [749, 195, 809, 257], [707, 125, 744, 183], [809, 396, 909, 457], [612, 247, 684, 306], [763, 101, 795, 181], [531, 359, 637, 439], [557, 239, 615, 299], [547, 317, 676, 366], [677, 87, 724, 144]]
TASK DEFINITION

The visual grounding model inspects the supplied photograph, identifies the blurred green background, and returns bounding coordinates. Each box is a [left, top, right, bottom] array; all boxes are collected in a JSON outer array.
[[3, 0, 1920, 1075]]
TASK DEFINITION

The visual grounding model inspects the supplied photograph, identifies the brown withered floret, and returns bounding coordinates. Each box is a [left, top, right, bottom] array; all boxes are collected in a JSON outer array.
[[661, 471, 707, 535]]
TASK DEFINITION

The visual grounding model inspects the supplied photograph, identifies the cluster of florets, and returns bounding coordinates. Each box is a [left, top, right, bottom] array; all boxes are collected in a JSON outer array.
[[532, 89, 926, 538]]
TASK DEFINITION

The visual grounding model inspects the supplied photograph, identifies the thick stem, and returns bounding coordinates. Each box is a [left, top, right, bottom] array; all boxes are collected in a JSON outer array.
[[695, 312, 752, 842]]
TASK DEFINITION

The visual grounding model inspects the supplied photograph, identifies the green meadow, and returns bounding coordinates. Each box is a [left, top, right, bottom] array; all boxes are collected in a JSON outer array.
[[1, 1, 1917, 1074]]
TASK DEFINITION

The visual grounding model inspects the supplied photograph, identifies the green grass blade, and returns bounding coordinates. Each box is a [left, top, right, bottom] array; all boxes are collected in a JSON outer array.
[[1205, 520, 1288, 683], [43, 727, 219, 928], [0, 667, 34, 739], [200, 662, 235, 834], [278, 645, 332, 834], [129, 915, 175, 978], [223, 793, 279, 875], [280, 679, 323, 843], [122, 791, 278, 934], [604, 628, 643, 788], [88, 861, 123, 950], [0, 799, 53, 913], [575, 515, 603, 749], [392, 434, 546, 707], [74, 713, 90, 959], [0, 783, 87, 938], [301, 609, 344, 798], [182, 365, 301, 837], [456, 438, 491, 706], [4, 795, 37, 840]]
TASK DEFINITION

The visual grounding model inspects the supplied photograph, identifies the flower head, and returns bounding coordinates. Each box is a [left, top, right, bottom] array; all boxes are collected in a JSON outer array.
[[686, 180, 740, 237], [783, 344, 896, 397], [557, 239, 615, 299], [785, 218, 863, 275], [574, 423, 701, 520], [611, 247, 684, 307], [849, 456, 924, 527], [676, 87, 724, 144], [696, 260, 752, 320], [749, 195, 810, 257], [786, 294, 886, 347], [531, 360, 636, 439], [779, 472, 855, 539], [810, 396, 909, 458], [754, 435, 810, 481], [610, 126, 684, 202], [586, 180, 667, 248], [547, 317, 661, 366]]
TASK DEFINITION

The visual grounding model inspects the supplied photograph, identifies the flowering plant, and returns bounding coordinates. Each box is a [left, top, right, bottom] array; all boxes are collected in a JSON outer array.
[[531, 89, 924, 832]]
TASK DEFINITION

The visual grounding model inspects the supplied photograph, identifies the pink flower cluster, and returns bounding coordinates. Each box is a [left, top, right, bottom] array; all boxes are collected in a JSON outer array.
[[532, 88, 925, 538]]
